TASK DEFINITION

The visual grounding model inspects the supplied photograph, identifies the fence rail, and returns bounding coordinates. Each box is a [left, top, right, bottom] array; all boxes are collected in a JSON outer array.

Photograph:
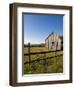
[[24, 50, 63, 55], [24, 50, 63, 64], [24, 54, 63, 64]]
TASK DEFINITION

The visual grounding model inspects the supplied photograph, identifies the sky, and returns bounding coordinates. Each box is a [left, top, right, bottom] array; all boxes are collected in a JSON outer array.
[[23, 14, 63, 44]]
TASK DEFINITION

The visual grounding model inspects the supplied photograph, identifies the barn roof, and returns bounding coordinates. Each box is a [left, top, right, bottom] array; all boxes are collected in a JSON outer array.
[[45, 32, 62, 42], [45, 32, 56, 41]]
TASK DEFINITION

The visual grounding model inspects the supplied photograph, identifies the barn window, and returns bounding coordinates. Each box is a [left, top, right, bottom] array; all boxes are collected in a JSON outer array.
[[52, 42, 55, 46], [51, 41, 55, 49]]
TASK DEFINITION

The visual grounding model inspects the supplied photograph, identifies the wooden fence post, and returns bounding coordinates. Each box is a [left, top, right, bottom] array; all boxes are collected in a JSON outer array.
[[55, 42, 58, 73], [43, 53, 47, 73], [28, 42, 30, 65]]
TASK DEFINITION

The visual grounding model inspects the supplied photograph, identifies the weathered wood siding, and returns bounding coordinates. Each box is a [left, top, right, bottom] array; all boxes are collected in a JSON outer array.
[[45, 33, 61, 50]]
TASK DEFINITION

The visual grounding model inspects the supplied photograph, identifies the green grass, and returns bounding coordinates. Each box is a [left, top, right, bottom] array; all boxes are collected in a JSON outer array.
[[24, 46, 63, 74]]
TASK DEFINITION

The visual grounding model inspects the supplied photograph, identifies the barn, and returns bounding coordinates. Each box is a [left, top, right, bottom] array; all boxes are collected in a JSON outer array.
[[45, 32, 61, 50]]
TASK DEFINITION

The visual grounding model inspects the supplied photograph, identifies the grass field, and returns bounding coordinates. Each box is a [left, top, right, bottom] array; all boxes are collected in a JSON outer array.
[[24, 46, 48, 53], [24, 46, 63, 74]]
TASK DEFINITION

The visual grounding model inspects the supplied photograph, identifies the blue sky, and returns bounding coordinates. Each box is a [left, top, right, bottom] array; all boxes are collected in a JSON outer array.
[[24, 14, 63, 44]]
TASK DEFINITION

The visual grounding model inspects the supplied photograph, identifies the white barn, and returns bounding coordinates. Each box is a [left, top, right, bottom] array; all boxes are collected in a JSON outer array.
[[45, 32, 61, 50]]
